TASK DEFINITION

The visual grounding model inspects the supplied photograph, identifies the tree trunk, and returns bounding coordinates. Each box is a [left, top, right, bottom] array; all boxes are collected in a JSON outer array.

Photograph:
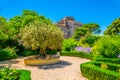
[[39, 48, 47, 58]]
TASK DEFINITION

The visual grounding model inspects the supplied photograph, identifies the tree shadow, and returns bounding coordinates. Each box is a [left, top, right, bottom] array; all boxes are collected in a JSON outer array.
[[38, 60, 72, 70]]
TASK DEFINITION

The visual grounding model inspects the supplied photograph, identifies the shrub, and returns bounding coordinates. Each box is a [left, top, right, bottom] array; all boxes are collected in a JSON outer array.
[[0, 47, 17, 61], [0, 68, 31, 80], [0, 67, 20, 80], [46, 49, 58, 55], [62, 38, 78, 51], [20, 49, 39, 56], [84, 35, 100, 47], [60, 51, 101, 60], [80, 61, 120, 80], [92, 35, 120, 58]]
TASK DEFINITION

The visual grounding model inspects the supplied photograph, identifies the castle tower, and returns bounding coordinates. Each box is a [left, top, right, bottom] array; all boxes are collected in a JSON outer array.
[[57, 16, 82, 38]]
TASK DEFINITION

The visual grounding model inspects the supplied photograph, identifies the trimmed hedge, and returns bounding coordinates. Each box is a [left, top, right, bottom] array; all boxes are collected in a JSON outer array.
[[19, 70, 31, 80], [93, 61, 120, 72], [80, 61, 120, 80], [60, 51, 102, 60], [95, 58, 120, 64]]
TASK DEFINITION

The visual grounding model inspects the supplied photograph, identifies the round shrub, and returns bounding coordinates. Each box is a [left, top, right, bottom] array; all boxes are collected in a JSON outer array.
[[0, 47, 17, 61], [92, 35, 120, 58]]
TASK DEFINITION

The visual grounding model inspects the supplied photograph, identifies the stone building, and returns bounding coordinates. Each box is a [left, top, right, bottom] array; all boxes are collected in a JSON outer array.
[[57, 16, 82, 38]]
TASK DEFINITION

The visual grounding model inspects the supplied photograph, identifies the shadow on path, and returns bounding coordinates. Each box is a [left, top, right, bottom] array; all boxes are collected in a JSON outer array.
[[0, 60, 20, 64], [38, 60, 72, 70]]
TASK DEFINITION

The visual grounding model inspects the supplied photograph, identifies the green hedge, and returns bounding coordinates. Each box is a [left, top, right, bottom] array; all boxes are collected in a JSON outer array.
[[19, 70, 31, 80], [93, 61, 120, 72], [60, 51, 102, 60], [80, 61, 120, 80], [95, 58, 120, 64]]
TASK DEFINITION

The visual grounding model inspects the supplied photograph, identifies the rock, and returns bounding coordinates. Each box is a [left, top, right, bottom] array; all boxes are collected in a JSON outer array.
[[57, 16, 82, 38]]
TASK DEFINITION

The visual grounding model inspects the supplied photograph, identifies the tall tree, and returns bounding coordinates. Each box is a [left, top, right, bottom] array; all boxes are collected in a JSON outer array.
[[7, 10, 52, 39], [0, 16, 8, 40], [18, 20, 64, 57], [74, 23, 101, 40], [104, 18, 120, 35]]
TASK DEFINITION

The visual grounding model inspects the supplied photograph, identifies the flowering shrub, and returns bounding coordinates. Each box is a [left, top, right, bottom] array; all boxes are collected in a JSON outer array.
[[75, 47, 91, 53]]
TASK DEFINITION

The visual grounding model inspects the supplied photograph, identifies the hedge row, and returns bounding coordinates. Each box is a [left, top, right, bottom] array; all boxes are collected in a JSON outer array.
[[19, 70, 31, 80], [80, 61, 120, 80], [95, 58, 120, 64], [94, 61, 120, 72], [60, 51, 102, 60]]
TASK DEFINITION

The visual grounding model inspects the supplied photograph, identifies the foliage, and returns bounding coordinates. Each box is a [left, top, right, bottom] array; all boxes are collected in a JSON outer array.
[[74, 27, 89, 40], [80, 61, 120, 80], [83, 35, 100, 47], [7, 10, 52, 38], [95, 58, 120, 64], [0, 47, 17, 61], [5, 10, 52, 55], [0, 16, 8, 40], [93, 61, 120, 72], [77, 34, 100, 47], [92, 35, 120, 58], [77, 37, 89, 47], [74, 23, 101, 40], [62, 38, 77, 51], [104, 18, 120, 35], [20, 49, 39, 56], [0, 67, 31, 80], [101, 63, 108, 69], [60, 51, 101, 60], [19, 20, 64, 56], [46, 49, 58, 55], [19, 70, 31, 80], [0, 67, 20, 80]]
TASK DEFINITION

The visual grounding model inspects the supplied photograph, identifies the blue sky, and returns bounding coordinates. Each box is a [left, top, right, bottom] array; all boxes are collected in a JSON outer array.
[[0, 0, 120, 33]]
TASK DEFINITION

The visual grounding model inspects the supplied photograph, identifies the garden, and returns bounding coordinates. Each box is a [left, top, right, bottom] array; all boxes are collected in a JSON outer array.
[[0, 10, 120, 80]]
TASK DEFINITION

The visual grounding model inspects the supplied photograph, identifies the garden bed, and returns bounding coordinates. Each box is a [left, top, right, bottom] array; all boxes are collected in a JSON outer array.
[[80, 61, 120, 80], [60, 51, 101, 60], [24, 54, 60, 65]]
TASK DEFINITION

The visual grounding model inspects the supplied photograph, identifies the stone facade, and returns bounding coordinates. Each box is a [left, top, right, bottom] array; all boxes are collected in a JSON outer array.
[[57, 17, 82, 38]]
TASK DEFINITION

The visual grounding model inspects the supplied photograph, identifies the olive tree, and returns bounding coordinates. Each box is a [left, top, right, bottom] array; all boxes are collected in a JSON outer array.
[[18, 20, 64, 57]]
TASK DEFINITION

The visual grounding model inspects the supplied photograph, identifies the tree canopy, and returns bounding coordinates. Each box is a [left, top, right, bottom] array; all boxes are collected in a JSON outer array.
[[104, 18, 120, 35], [19, 20, 64, 56], [7, 10, 52, 39], [74, 23, 101, 40], [0, 16, 8, 40]]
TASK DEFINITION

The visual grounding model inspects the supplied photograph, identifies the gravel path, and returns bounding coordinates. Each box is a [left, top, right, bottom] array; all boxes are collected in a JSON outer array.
[[0, 56, 90, 80]]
